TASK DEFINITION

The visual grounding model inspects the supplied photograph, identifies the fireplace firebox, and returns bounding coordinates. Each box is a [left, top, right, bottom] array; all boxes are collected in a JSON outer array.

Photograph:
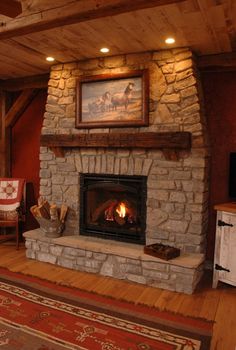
[[79, 174, 147, 244]]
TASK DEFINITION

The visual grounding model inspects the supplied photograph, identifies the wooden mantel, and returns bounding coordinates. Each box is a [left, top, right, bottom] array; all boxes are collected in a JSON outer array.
[[41, 131, 191, 159]]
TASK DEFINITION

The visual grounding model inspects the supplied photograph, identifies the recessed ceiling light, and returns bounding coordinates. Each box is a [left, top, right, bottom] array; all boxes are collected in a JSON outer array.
[[46, 56, 55, 62], [100, 47, 110, 53], [165, 37, 175, 45]]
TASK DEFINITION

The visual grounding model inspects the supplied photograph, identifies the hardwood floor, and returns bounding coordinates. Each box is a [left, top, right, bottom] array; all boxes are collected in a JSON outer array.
[[0, 243, 235, 350]]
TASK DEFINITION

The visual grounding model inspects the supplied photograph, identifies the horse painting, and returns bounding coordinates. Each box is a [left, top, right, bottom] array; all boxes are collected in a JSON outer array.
[[77, 71, 147, 128]]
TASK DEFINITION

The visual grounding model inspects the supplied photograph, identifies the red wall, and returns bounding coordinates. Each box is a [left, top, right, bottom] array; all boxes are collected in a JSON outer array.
[[202, 71, 236, 259], [11, 89, 47, 229]]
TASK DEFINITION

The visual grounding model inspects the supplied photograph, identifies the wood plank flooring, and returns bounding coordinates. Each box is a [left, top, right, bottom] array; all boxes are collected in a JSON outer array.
[[0, 243, 235, 350]]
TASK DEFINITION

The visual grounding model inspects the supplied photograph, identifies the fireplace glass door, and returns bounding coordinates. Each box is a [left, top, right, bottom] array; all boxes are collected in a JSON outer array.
[[80, 174, 147, 244]]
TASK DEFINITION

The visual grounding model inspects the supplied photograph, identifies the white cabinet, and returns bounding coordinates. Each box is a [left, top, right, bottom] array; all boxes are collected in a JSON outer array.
[[213, 203, 236, 288]]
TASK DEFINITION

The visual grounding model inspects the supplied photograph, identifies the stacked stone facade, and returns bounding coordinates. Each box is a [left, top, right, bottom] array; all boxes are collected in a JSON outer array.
[[39, 48, 209, 254]]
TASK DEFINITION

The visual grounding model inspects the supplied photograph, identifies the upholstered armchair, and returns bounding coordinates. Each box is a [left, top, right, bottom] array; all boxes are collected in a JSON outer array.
[[0, 178, 26, 249]]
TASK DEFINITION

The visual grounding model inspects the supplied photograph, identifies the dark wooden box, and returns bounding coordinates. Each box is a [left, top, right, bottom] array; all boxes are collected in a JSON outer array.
[[144, 243, 180, 260]]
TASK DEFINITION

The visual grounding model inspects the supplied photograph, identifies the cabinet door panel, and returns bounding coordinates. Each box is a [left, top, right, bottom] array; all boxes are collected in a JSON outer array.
[[219, 213, 236, 286]]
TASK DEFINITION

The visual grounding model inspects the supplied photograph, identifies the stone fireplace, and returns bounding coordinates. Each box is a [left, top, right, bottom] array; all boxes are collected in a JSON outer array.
[[24, 48, 209, 294]]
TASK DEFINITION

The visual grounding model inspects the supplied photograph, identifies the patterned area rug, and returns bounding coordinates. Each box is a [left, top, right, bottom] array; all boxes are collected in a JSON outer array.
[[0, 267, 212, 350]]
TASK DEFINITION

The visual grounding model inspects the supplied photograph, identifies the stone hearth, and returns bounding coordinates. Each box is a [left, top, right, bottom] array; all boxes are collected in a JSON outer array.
[[24, 229, 204, 294], [24, 48, 209, 294]]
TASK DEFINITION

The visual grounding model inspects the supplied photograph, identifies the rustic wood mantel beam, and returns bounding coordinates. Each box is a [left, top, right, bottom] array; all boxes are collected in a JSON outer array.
[[0, 0, 185, 40], [41, 132, 191, 159], [0, 0, 22, 18]]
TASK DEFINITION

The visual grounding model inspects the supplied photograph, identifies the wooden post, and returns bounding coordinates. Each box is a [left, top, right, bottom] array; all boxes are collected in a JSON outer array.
[[0, 90, 7, 177], [4, 126, 11, 177]]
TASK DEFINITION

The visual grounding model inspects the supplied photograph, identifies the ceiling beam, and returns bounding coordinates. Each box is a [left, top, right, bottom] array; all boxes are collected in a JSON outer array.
[[0, 0, 185, 40], [0, 0, 22, 18], [0, 74, 49, 91], [5, 89, 38, 128], [198, 52, 236, 71]]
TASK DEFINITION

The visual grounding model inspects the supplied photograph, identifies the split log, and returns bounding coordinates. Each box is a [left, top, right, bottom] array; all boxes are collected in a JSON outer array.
[[32, 206, 43, 218], [114, 212, 126, 226], [92, 199, 118, 222], [30, 200, 68, 229], [104, 201, 119, 221], [37, 203, 51, 219], [34, 198, 51, 219], [60, 204, 68, 223], [49, 203, 58, 221], [30, 205, 38, 217], [42, 200, 51, 218]]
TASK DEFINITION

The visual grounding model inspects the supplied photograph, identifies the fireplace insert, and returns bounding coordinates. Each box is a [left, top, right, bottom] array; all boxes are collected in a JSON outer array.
[[79, 174, 147, 244]]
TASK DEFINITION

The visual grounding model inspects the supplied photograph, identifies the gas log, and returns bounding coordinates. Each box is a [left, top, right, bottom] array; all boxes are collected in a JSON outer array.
[[91, 199, 137, 226], [92, 199, 118, 222]]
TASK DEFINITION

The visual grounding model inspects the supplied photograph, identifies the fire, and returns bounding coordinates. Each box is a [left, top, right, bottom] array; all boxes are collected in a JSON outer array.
[[116, 202, 126, 218]]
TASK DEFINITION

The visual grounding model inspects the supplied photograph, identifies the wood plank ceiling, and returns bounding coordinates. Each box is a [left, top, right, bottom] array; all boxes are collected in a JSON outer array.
[[0, 0, 235, 80]]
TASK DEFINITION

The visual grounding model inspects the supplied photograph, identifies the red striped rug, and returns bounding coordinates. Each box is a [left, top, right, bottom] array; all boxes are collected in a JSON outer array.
[[0, 267, 212, 350]]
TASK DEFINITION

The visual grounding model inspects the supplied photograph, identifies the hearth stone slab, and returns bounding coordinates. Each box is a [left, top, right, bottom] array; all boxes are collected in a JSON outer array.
[[24, 229, 205, 294]]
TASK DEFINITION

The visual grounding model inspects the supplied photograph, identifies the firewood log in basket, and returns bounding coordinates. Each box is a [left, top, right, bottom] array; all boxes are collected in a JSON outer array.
[[30, 200, 68, 238]]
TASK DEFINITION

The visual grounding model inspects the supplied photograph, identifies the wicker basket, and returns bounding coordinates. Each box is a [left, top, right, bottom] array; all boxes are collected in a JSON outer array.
[[35, 217, 64, 238]]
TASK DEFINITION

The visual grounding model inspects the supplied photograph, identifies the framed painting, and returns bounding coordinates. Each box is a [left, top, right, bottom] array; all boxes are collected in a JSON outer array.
[[76, 70, 149, 128]]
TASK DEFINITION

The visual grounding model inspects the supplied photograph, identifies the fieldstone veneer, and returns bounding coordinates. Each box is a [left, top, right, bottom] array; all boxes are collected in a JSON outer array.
[[24, 48, 209, 293]]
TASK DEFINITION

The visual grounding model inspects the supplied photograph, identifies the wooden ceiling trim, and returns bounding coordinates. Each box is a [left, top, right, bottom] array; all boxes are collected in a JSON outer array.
[[5, 89, 38, 128], [0, 0, 185, 40], [0, 74, 49, 91], [198, 52, 236, 71], [0, 0, 22, 18]]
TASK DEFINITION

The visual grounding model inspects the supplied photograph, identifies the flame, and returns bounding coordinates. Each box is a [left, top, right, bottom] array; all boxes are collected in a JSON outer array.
[[116, 202, 126, 218]]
